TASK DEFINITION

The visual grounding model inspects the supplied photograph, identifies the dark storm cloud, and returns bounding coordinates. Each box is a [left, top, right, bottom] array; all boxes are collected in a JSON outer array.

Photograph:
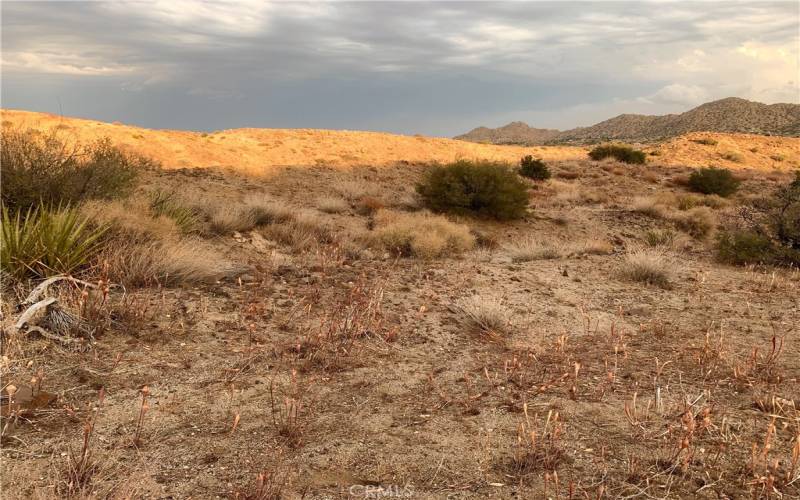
[[2, 1, 798, 135]]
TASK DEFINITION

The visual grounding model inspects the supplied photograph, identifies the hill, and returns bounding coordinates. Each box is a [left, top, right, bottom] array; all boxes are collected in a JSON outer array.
[[456, 97, 800, 145], [1, 109, 583, 175], [2, 109, 799, 173], [454, 121, 561, 145]]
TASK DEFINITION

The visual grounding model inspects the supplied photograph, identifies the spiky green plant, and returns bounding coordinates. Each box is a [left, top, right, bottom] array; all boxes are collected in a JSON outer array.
[[1, 204, 108, 280], [1, 206, 44, 279]]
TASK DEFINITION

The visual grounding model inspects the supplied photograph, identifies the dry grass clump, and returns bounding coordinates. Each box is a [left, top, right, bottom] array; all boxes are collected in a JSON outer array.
[[643, 228, 676, 248], [242, 195, 295, 225], [101, 238, 239, 286], [316, 196, 349, 214], [575, 238, 614, 255], [452, 295, 513, 339], [80, 199, 178, 242], [371, 210, 475, 258], [619, 248, 672, 288], [506, 237, 564, 262], [208, 205, 260, 235], [333, 178, 377, 201], [670, 206, 717, 239], [262, 210, 335, 252], [630, 196, 669, 218]]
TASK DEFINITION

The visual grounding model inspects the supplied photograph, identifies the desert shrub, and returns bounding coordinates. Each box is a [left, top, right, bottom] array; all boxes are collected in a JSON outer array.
[[1, 204, 107, 280], [643, 228, 676, 247], [687, 167, 740, 197], [619, 249, 671, 288], [416, 160, 529, 220], [588, 144, 646, 165], [770, 154, 785, 162], [101, 239, 238, 287], [243, 196, 295, 225], [519, 155, 551, 181], [148, 191, 202, 234], [356, 196, 385, 216], [630, 196, 668, 218], [317, 196, 349, 214], [1, 129, 149, 210], [773, 171, 800, 252], [721, 152, 744, 163], [691, 138, 718, 146], [716, 230, 776, 265], [81, 199, 177, 243], [371, 210, 475, 258], [671, 206, 716, 239], [716, 172, 800, 267], [209, 205, 259, 235], [505, 237, 562, 262], [453, 295, 513, 338]]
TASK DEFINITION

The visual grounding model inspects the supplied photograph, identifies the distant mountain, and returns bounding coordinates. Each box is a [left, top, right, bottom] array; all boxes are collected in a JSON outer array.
[[455, 98, 800, 145], [454, 121, 561, 145]]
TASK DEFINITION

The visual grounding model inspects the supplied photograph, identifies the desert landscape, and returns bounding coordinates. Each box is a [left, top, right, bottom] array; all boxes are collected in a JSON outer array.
[[2, 1, 800, 499], [1, 107, 799, 499]]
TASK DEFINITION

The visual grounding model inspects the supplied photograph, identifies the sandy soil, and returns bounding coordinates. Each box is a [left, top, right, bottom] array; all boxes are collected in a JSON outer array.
[[1, 116, 799, 499]]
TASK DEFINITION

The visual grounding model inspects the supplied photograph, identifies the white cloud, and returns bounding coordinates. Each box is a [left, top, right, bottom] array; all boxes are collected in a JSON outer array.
[[640, 84, 709, 105]]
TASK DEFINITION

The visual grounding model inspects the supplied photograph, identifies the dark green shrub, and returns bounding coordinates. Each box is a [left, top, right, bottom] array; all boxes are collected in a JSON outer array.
[[587, 144, 646, 164], [416, 160, 529, 220], [1, 129, 151, 210], [687, 167, 740, 197], [716, 230, 776, 265], [519, 155, 551, 181], [774, 171, 800, 252], [715, 172, 800, 267]]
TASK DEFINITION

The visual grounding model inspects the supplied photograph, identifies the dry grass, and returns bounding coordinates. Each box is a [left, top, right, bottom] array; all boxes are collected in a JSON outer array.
[[452, 295, 513, 339], [371, 210, 475, 258], [209, 205, 260, 235], [262, 210, 335, 253], [242, 195, 295, 225], [101, 238, 241, 286], [81, 199, 178, 242], [316, 196, 349, 214], [669, 206, 717, 239], [505, 237, 564, 262], [630, 196, 669, 218], [333, 178, 377, 201], [619, 248, 672, 288], [574, 238, 614, 255]]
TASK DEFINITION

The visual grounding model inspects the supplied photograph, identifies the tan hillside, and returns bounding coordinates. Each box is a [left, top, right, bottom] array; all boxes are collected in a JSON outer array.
[[4, 109, 799, 174], [1, 109, 585, 174]]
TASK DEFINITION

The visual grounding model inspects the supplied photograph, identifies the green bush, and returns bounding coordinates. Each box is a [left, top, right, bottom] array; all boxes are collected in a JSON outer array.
[[1, 204, 108, 280], [687, 167, 740, 197], [715, 172, 800, 267], [588, 144, 646, 164], [519, 155, 551, 181], [416, 160, 529, 220], [774, 171, 800, 252], [716, 230, 776, 265], [1, 129, 151, 210]]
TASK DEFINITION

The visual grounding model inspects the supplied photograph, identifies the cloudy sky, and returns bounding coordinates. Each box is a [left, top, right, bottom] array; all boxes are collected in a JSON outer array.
[[2, 1, 798, 136]]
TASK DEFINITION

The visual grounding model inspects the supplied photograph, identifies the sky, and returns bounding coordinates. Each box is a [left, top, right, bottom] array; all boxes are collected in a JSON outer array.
[[1, 1, 798, 137]]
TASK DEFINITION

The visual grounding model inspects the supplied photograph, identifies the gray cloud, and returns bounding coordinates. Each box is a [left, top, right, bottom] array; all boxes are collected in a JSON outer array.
[[2, 1, 798, 135]]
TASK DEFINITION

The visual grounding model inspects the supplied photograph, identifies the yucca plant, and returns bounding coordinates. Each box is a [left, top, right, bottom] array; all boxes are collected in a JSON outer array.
[[1, 204, 108, 280], [1, 205, 44, 280]]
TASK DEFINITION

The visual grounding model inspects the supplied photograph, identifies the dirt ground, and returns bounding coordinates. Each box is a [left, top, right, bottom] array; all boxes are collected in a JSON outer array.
[[2, 141, 800, 499]]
